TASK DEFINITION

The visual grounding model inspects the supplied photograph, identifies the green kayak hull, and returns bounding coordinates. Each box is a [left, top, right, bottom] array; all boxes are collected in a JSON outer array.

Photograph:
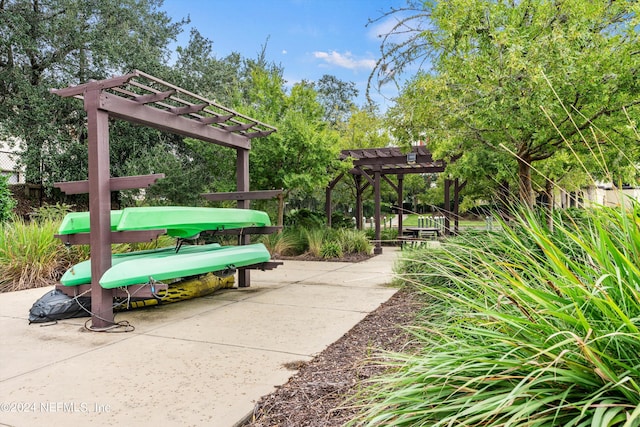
[[58, 210, 123, 235], [58, 207, 271, 238], [60, 243, 223, 287], [98, 243, 271, 289]]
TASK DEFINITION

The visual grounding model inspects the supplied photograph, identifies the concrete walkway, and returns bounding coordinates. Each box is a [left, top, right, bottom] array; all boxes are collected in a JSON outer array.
[[0, 248, 400, 427]]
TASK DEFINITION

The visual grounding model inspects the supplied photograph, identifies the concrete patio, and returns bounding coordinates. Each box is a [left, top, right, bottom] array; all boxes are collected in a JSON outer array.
[[0, 248, 400, 427]]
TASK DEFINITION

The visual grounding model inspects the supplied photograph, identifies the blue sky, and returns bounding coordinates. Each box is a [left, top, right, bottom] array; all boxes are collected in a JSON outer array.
[[159, 0, 409, 110]]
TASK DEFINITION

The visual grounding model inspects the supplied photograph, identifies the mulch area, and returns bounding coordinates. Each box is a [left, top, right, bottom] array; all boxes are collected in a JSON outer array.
[[243, 287, 421, 427]]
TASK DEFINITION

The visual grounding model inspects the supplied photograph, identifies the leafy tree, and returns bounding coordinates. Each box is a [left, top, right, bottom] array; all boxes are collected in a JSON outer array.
[[171, 28, 243, 106], [337, 104, 390, 150], [378, 0, 640, 206], [0, 174, 16, 222], [240, 65, 345, 225], [315, 74, 358, 127], [0, 0, 185, 187]]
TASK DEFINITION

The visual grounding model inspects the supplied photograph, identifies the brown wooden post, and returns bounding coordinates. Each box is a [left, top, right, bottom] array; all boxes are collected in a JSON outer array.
[[85, 88, 114, 328], [397, 175, 404, 235], [374, 169, 382, 254], [355, 175, 363, 230], [237, 147, 251, 287]]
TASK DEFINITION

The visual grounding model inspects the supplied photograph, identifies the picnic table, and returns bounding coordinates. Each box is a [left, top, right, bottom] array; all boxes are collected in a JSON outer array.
[[398, 227, 441, 248]]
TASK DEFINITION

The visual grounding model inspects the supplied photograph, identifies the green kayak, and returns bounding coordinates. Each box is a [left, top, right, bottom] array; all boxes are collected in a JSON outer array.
[[99, 243, 271, 289], [58, 206, 271, 238], [58, 210, 123, 235], [116, 206, 271, 238], [60, 243, 223, 287]]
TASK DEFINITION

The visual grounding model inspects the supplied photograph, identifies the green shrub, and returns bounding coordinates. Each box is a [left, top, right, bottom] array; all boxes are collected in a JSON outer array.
[[337, 228, 372, 255], [0, 175, 16, 223], [260, 231, 300, 257], [285, 208, 325, 229], [320, 241, 343, 259], [303, 227, 326, 257], [353, 204, 640, 426], [30, 203, 74, 222], [0, 216, 85, 292]]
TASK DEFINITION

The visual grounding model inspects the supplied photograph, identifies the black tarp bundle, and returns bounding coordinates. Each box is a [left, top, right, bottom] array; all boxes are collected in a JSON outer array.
[[28, 289, 91, 324]]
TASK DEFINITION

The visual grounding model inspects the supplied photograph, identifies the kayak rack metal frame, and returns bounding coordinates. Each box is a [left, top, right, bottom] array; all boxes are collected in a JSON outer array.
[[51, 71, 278, 329]]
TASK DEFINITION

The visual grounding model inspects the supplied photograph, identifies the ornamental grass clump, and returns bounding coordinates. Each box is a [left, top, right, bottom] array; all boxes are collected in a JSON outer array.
[[352, 203, 640, 427], [0, 216, 86, 292]]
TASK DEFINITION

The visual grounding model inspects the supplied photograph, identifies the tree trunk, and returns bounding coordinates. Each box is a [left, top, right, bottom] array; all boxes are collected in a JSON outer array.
[[518, 157, 534, 208]]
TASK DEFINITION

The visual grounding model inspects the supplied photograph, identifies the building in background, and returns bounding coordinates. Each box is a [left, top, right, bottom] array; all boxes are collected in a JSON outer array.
[[0, 137, 25, 184]]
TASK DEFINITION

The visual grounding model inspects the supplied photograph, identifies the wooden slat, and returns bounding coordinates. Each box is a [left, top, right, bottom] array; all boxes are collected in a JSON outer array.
[[49, 72, 139, 98], [133, 90, 175, 104], [100, 93, 251, 150], [168, 103, 208, 115], [198, 114, 234, 124], [55, 229, 166, 245], [54, 173, 165, 194], [243, 130, 275, 138], [222, 122, 254, 132]]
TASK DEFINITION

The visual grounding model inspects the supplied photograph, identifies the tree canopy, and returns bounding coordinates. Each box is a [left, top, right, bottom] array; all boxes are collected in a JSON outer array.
[[379, 0, 640, 206], [0, 0, 389, 217]]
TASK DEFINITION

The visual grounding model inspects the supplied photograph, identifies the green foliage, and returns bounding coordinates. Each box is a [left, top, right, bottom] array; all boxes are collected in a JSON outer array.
[[0, 175, 16, 222], [320, 241, 343, 259], [302, 228, 326, 258], [285, 208, 326, 229], [315, 74, 358, 127], [381, 0, 640, 206], [336, 228, 372, 255], [0, 0, 186, 185], [0, 216, 86, 292], [259, 231, 301, 257], [353, 203, 640, 426], [30, 203, 74, 222]]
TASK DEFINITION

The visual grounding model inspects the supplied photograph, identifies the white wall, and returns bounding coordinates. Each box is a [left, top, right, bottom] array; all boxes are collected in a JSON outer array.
[[0, 138, 25, 184]]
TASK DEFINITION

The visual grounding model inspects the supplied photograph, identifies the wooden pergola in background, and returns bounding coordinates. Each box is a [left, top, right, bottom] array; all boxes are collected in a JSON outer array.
[[326, 146, 465, 254], [51, 70, 277, 329]]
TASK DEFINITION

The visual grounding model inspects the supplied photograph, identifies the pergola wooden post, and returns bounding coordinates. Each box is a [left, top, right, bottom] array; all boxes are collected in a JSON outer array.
[[86, 88, 114, 326], [236, 148, 251, 287], [51, 70, 276, 329]]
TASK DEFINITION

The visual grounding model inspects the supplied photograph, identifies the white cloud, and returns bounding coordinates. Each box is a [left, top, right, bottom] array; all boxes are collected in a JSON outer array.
[[282, 49, 288, 55], [312, 51, 376, 71]]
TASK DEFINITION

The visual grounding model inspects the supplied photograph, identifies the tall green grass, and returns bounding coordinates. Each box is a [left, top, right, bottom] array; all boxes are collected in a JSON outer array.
[[0, 216, 87, 292], [351, 204, 640, 426], [260, 226, 373, 259]]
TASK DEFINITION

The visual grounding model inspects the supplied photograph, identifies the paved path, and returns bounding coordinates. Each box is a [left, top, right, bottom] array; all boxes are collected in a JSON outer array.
[[0, 247, 400, 427]]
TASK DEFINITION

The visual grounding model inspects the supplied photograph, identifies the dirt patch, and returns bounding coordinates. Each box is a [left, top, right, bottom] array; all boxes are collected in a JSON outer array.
[[244, 287, 420, 427]]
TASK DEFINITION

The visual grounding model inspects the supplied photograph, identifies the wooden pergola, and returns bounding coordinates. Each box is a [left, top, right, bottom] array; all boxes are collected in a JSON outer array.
[[326, 146, 465, 254], [51, 70, 278, 329]]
